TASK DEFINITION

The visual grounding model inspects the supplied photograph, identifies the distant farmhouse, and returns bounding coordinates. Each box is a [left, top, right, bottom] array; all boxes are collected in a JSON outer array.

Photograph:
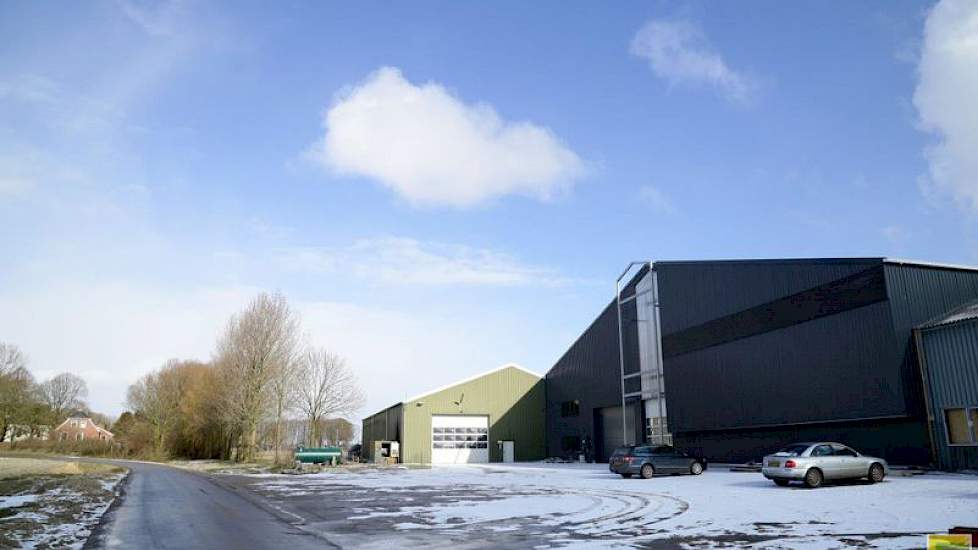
[[53, 417, 114, 442]]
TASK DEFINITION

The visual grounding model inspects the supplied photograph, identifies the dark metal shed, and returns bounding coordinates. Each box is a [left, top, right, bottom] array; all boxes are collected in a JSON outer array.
[[915, 300, 978, 471]]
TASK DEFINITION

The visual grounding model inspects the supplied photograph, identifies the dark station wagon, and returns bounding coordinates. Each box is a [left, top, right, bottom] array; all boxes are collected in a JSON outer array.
[[609, 445, 708, 479]]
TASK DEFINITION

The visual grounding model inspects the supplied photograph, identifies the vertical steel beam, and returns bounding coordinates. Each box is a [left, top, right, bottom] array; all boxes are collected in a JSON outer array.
[[617, 260, 653, 447], [652, 269, 666, 444]]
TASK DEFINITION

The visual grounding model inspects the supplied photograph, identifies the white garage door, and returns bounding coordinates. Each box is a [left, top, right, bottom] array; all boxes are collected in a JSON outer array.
[[431, 415, 489, 464]]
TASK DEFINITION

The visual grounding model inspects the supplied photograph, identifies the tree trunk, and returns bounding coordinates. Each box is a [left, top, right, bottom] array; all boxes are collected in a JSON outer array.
[[244, 423, 258, 462], [274, 416, 281, 464], [309, 415, 321, 447]]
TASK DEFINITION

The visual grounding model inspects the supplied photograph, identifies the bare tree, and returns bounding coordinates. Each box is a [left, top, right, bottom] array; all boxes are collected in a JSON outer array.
[[0, 343, 28, 376], [294, 348, 363, 447], [215, 292, 300, 462], [39, 372, 88, 423], [269, 355, 298, 463], [126, 360, 186, 455]]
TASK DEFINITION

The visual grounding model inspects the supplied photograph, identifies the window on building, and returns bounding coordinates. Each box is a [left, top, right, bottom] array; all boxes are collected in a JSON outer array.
[[560, 401, 580, 417], [945, 408, 977, 445], [431, 426, 488, 449], [645, 417, 672, 445]]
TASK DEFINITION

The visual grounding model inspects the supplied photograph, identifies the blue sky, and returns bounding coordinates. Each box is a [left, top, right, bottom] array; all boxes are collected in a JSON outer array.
[[2, 1, 977, 418]]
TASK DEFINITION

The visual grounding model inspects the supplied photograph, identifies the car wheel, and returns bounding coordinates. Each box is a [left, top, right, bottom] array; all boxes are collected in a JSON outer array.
[[803, 468, 823, 489], [690, 462, 704, 475], [620, 473, 632, 479], [867, 463, 885, 483], [640, 464, 655, 479], [773, 479, 790, 487]]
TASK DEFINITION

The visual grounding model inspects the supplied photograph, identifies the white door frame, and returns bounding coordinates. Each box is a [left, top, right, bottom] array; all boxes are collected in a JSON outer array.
[[502, 440, 515, 463]]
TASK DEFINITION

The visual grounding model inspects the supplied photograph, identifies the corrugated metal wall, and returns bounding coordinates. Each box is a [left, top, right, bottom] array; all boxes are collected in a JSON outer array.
[[675, 417, 930, 464], [360, 403, 402, 461], [545, 299, 640, 458], [665, 301, 902, 431], [657, 261, 906, 429], [400, 366, 545, 464], [919, 319, 978, 470], [885, 264, 978, 417], [656, 259, 879, 335]]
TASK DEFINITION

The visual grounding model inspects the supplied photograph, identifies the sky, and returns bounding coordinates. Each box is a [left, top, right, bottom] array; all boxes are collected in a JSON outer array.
[[1, 1, 977, 420]]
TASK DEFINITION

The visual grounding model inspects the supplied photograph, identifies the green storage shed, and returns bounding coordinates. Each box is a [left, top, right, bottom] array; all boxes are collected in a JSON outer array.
[[361, 363, 545, 464]]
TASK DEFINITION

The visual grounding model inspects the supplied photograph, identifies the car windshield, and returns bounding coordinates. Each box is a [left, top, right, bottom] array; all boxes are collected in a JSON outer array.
[[774, 444, 811, 457], [611, 446, 635, 457]]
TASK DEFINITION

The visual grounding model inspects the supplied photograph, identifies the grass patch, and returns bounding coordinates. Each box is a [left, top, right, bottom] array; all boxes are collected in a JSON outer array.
[[0, 457, 127, 548], [0, 457, 124, 479]]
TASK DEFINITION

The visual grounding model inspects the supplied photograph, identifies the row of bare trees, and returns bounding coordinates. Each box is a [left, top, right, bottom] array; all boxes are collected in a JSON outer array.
[[121, 292, 363, 462], [0, 342, 94, 441]]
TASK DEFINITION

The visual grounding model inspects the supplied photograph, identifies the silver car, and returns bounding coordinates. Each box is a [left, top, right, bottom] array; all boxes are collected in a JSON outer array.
[[762, 442, 888, 488]]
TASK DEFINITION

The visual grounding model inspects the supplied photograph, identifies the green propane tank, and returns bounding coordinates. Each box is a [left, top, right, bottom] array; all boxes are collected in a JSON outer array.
[[294, 446, 342, 465]]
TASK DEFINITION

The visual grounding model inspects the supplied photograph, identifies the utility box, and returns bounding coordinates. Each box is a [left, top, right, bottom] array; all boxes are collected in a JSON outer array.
[[373, 441, 400, 464]]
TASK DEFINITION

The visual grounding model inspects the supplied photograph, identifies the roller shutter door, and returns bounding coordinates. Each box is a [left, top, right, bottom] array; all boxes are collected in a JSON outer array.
[[431, 415, 489, 464]]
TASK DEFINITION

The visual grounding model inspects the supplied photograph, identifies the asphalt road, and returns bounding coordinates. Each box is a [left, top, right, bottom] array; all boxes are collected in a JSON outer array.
[[87, 460, 331, 550]]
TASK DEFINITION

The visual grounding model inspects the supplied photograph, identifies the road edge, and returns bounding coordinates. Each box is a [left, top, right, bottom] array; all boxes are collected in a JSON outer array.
[[82, 467, 132, 550]]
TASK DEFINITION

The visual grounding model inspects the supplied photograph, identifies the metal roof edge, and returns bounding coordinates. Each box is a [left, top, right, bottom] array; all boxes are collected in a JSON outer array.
[[884, 257, 978, 272], [361, 401, 405, 422], [916, 298, 978, 330], [402, 363, 541, 405], [653, 257, 884, 266]]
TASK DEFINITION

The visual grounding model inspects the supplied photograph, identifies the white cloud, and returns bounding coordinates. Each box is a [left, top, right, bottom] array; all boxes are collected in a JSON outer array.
[[637, 184, 678, 215], [277, 236, 565, 287], [309, 67, 584, 207], [631, 19, 757, 103], [913, 0, 978, 213]]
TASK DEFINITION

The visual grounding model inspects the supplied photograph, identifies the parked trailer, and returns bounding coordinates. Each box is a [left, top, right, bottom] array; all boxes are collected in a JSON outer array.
[[294, 446, 342, 467]]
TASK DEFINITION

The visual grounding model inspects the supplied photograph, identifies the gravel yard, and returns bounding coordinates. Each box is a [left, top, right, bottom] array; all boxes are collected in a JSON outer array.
[[0, 457, 127, 549], [232, 462, 978, 549]]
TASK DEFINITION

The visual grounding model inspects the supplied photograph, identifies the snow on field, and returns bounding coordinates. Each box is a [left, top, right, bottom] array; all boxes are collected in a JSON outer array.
[[248, 463, 978, 548], [0, 459, 127, 550]]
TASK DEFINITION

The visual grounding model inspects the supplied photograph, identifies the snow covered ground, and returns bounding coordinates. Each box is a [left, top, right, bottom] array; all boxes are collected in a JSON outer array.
[[239, 462, 978, 549], [0, 457, 127, 549]]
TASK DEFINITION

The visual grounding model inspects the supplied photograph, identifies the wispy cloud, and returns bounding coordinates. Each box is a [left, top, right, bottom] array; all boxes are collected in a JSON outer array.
[[913, 0, 978, 214], [881, 225, 907, 243], [0, 75, 61, 105], [631, 19, 758, 103], [276, 237, 568, 287], [114, 0, 188, 38], [0, 146, 86, 200], [638, 184, 678, 215], [307, 67, 585, 208]]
